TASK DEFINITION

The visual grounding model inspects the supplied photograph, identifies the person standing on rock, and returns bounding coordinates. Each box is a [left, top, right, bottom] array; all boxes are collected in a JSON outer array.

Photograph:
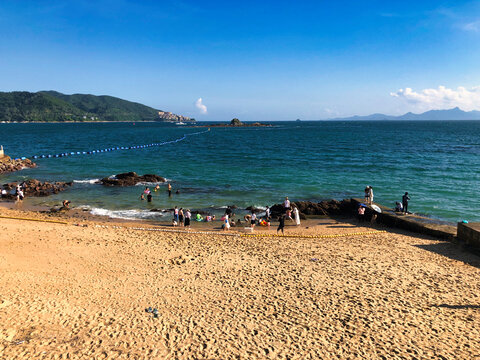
[[402, 192, 410, 214], [366, 186, 374, 205], [284, 197, 293, 221]]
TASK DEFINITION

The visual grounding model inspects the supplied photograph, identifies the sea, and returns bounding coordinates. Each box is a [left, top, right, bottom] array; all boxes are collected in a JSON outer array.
[[0, 121, 479, 223]]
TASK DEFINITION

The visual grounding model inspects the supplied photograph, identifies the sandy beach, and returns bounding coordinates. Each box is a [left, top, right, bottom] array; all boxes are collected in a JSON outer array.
[[1, 207, 479, 359]]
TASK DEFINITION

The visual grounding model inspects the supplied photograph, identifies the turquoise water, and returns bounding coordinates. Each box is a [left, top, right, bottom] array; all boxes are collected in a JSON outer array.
[[0, 121, 479, 222]]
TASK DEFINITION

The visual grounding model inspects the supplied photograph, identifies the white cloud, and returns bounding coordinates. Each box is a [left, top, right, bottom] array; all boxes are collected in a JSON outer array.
[[390, 85, 480, 111], [195, 98, 207, 114], [462, 20, 480, 32]]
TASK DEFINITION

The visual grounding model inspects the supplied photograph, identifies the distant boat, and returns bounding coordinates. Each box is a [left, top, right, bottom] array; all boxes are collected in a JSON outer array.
[[175, 122, 186, 125]]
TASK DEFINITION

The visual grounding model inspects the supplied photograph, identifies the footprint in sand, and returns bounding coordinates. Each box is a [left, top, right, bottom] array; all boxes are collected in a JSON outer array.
[[0, 299, 13, 309], [169, 255, 196, 265]]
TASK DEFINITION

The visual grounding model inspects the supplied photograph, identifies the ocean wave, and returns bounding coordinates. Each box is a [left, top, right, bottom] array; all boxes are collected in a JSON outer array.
[[90, 208, 167, 220], [73, 178, 100, 184], [135, 178, 172, 186]]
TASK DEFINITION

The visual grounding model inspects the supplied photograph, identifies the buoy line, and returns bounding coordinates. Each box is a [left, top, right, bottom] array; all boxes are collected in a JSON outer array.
[[27, 128, 210, 160]]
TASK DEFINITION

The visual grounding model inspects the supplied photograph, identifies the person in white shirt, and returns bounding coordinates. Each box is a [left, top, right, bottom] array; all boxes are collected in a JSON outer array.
[[250, 211, 257, 229], [293, 206, 300, 226]]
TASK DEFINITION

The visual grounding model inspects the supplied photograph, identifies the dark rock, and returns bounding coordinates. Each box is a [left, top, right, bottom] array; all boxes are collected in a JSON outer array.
[[269, 199, 356, 218], [101, 172, 166, 186], [1, 179, 72, 200], [230, 118, 243, 126], [0, 158, 36, 174], [245, 206, 263, 213]]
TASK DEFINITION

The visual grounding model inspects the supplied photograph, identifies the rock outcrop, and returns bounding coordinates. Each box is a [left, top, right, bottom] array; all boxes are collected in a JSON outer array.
[[270, 199, 356, 218], [101, 172, 166, 186], [1, 179, 72, 200], [0, 157, 36, 174]]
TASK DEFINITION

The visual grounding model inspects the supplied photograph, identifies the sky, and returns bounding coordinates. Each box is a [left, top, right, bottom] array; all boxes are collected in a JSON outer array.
[[1, 0, 480, 121]]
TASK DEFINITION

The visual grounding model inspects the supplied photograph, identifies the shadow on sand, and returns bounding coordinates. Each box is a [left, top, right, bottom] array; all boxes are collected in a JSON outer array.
[[414, 243, 480, 269], [433, 304, 480, 310]]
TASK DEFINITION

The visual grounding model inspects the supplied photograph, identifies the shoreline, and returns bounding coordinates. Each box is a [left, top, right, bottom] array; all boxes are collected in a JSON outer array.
[[0, 197, 458, 241]]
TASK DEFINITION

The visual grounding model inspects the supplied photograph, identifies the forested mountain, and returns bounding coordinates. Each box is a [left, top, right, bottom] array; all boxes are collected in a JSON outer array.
[[0, 91, 194, 122]]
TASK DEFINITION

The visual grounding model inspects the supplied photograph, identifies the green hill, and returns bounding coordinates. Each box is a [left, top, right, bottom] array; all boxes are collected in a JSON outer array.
[[0, 91, 194, 122]]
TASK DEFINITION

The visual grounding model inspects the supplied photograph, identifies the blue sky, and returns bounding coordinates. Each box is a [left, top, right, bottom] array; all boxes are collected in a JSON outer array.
[[1, 1, 480, 120]]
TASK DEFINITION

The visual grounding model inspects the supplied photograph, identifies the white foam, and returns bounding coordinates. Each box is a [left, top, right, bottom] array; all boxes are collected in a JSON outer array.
[[90, 208, 167, 220], [73, 178, 100, 184]]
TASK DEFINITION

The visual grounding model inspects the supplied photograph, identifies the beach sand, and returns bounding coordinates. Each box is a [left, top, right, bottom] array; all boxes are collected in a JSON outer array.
[[0, 207, 479, 359]]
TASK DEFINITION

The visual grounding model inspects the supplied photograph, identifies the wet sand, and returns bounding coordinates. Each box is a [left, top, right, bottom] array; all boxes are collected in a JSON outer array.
[[1, 207, 479, 359]]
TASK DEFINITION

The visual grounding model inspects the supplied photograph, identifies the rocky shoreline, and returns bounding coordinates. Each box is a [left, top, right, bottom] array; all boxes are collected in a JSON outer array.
[[1, 179, 72, 200], [0, 157, 36, 174]]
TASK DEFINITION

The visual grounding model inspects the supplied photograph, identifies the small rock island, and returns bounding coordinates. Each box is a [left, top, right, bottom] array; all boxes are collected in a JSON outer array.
[[196, 118, 271, 128]]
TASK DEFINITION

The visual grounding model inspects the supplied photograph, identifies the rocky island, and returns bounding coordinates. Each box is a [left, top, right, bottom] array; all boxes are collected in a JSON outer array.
[[100, 172, 166, 186], [196, 118, 272, 128]]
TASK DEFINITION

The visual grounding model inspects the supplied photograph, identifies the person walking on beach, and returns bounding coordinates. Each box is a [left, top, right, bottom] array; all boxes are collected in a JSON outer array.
[[184, 209, 191, 228], [293, 206, 301, 226], [250, 211, 257, 230], [174, 206, 179, 222], [223, 214, 230, 231], [402, 192, 410, 214], [277, 214, 286, 234], [265, 206, 271, 221], [178, 208, 184, 226]]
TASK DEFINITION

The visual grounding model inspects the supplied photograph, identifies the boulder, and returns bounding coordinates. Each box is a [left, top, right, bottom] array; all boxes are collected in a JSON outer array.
[[245, 206, 263, 213], [269, 199, 356, 218], [0, 158, 36, 174], [101, 172, 166, 186], [1, 179, 72, 200]]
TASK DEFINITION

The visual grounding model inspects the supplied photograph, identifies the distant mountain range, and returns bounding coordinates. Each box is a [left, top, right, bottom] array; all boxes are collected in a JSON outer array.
[[331, 107, 480, 121], [0, 91, 195, 123]]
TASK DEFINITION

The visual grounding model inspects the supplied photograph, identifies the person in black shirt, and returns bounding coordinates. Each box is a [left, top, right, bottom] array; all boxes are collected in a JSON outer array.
[[402, 192, 410, 213], [277, 214, 286, 234]]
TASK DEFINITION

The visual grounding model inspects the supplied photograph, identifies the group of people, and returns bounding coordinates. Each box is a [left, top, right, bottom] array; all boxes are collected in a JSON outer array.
[[395, 192, 410, 213], [171, 206, 191, 227], [220, 197, 301, 234], [141, 183, 179, 202], [359, 185, 412, 222]]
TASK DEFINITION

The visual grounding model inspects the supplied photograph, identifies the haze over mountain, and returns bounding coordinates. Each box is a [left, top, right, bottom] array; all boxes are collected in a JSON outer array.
[[330, 107, 480, 121]]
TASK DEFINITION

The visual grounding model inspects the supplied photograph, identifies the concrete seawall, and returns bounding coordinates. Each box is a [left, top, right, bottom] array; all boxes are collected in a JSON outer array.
[[457, 222, 480, 251], [351, 198, 457, 241]]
